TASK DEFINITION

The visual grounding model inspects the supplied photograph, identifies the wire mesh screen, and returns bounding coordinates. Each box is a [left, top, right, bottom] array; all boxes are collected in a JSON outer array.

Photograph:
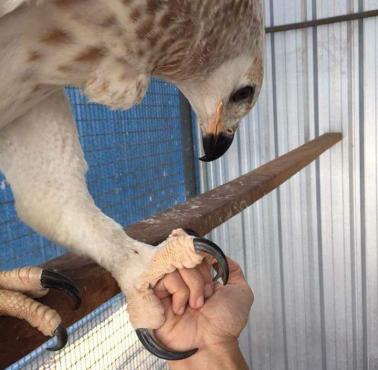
[[7, 295, 168, 370], [0, 79, 189, 369]]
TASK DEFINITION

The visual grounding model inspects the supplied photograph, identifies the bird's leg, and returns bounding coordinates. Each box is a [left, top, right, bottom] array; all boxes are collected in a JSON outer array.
[[0, 90, 228, 359], [0, 90, 157, 350], [83, 55, 149, 110], [0, 90, 127, 349]]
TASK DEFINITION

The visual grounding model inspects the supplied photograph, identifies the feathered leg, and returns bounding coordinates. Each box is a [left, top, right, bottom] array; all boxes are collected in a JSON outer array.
[[0, 89, 228, 359]]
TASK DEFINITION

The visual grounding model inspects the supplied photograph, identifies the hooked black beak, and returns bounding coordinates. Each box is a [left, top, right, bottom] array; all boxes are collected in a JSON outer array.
[[199, 101, 235, 162], [199, 132, 235, 162]]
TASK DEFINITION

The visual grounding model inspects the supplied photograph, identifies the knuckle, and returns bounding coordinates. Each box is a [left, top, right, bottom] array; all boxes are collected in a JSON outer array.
[[165, 271, 181, 284]]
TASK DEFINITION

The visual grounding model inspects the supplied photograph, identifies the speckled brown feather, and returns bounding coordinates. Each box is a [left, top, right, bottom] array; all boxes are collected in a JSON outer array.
[[26, 0, 263, 83]]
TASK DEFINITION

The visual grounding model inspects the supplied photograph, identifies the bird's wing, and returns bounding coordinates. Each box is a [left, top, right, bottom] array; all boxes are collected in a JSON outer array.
[[0, 0, 46, 18], [0, 0, 25, 18]]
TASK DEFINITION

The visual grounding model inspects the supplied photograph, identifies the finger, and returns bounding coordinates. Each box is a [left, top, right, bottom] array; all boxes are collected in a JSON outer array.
[[197, 261, 213, 284], [159, 296, 173, 313], [225, 257, 254, 303], [224, 257, 249, 285], [178, 268, 206, 310], [154, 271, 190, 316], [154, 289, 170, 300], [197, 261, 214, 298]]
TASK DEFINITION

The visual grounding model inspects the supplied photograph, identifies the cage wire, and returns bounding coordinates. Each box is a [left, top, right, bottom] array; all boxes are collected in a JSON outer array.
[[7, 295, 168, 370], [0, 79, 189, 369]]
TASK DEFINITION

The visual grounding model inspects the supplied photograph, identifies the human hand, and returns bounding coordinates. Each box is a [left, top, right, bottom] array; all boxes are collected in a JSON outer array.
[[154, 257, 253, 369]]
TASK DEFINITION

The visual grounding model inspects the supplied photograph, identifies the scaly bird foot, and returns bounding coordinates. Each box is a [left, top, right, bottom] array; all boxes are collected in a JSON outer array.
[[0, 267, 81, 351], [128, 229, 229, 361]]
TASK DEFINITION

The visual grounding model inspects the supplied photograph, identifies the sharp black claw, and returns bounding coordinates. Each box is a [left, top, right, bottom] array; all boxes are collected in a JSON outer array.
[[47, 324, 68, 351], [41, 270, 81, 309], [193, 238, 229, 285], [136, 329, 198, 360]]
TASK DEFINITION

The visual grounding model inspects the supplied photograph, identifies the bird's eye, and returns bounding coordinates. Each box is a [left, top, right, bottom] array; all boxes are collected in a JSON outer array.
[[230, 86, 255, 103]]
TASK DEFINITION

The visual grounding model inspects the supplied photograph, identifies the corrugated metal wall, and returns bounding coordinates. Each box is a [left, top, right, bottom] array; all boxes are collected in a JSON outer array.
[[199, 1, 378, 369]]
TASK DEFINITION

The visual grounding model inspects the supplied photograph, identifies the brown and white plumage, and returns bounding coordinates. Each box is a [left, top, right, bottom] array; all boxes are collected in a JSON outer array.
[[1, 0, 264, 152], [0, 0, 264, 358]]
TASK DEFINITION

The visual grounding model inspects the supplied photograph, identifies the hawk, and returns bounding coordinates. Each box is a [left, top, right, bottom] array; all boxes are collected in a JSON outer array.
[[0, 0, 264, 360]]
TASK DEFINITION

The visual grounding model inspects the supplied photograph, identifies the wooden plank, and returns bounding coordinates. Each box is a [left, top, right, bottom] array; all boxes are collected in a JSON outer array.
[[0, 133, 342, 367]]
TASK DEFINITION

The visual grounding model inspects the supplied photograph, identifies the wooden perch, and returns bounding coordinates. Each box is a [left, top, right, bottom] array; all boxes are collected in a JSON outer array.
[[0, 133, 342, 367]]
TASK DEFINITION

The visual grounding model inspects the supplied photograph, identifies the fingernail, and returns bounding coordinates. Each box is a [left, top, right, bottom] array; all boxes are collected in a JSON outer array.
[[196, 296, 204, 308], [204, 284, 213, 298]]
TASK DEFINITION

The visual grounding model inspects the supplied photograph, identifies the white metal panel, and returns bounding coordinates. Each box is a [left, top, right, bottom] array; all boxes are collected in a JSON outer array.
[[271, 0, 308, 25], [199, 4, 378, 369], [364, 16, 378, 370], [316, 0, 353, 18], [365, 0, 378, 11], [316, 17, 362, 370]]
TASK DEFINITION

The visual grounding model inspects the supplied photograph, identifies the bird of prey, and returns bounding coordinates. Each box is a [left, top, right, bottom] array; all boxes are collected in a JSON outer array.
[[0, 0, 264, 360]]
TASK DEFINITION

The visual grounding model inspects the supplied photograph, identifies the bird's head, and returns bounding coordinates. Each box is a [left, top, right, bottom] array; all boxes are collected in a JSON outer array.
[[151, 1, 265, 161], [177, 52, 264, 162]]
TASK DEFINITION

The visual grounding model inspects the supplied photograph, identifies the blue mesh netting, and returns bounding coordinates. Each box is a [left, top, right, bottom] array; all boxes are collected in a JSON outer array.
[[0, 80, 187, 270]]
